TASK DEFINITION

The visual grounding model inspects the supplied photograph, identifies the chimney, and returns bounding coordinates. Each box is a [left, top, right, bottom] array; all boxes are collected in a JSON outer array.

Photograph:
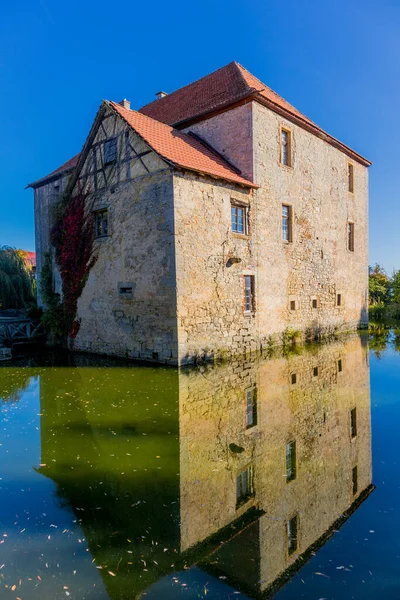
[[156, 91, 168, 100], [119, 99, 131, 110]]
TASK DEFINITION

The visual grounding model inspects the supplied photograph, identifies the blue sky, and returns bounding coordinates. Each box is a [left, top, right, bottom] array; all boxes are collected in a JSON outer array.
[[1, 0, 399, 272]]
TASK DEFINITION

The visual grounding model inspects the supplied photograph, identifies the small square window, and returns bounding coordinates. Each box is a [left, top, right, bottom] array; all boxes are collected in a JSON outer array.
[[313, 366, 319, 377], [350, 408, 357, 438], [286, 441, 296, 482], [245, 388, 257, 429], [236, 465, 254, 508], [348, 222, 355, 252], [287, 515, 298, 555], [243, 275, 255, 313], [282, 205, 293, 242], [348, 163, 354, 193], [291, 373, 297, 385], [338, 359, 343, 373], [95, 209, 108, 238], [231, 203, 248, 235], [104, 138, 117, 165], [352, 465, 358, 495], [281, 128, 292, 167]]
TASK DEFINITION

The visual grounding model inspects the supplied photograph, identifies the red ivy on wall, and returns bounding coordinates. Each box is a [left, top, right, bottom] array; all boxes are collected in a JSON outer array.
[[50, 192, 97, 339]]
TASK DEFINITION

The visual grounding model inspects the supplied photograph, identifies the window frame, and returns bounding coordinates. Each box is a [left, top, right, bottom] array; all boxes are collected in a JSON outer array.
[[348, 162, 354, 193], [280, 126, 293, 168], [243, 274, 256, 314], [231, 202, 249, 236], [286, 440, 297, 483], [236, 465, 255, 508], [348, 222, 355, 252], [104, 137, 117, 165], [282, 204, 293, 243], [94, 208, 109, 239], [287, 514, 299, 555], [245, 387, 258, 430]]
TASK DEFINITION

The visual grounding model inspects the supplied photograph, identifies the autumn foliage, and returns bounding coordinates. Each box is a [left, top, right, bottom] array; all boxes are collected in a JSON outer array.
[[49, 192, 97, 339]]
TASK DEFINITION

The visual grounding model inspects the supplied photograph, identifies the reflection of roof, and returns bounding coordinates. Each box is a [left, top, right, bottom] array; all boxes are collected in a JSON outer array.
[[27, 153, 80, 189], [109, 101, 256, 188]]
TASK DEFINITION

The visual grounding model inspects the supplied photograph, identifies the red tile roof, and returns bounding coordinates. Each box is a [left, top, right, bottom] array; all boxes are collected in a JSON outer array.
[[139, 61, 371, 166], [109, 102, 256, 188], [28, 153, 80, 188]]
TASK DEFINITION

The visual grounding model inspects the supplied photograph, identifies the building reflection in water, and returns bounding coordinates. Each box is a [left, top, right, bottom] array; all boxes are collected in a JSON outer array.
[[32, 334, 373, 599]]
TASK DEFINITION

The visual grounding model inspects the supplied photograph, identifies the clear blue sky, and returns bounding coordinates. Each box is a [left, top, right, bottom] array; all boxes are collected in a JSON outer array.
[[1, 0, 398, 272]]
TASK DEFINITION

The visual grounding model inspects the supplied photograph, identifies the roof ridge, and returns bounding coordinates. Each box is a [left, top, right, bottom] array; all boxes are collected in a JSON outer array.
[[138, 61, 238, 111]]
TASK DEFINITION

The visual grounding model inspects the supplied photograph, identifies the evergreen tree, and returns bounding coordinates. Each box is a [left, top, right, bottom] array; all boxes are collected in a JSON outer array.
[[0, 246, 34, 310]]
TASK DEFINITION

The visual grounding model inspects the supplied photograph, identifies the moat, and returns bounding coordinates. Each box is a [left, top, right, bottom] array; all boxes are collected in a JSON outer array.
[[0, 332, 396, 599]]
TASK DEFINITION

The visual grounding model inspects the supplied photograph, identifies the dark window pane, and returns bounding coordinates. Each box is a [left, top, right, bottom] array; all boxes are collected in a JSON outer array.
[[287, 515, 298, 554], [286, 441, 296, 482]]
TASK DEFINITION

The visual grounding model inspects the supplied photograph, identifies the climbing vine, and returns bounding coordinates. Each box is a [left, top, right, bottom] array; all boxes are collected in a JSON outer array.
[[41, 191, 98, 341]]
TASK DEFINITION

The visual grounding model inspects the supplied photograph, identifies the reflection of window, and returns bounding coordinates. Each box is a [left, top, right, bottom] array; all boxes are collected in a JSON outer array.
[[286, 441, 296, 482], [243, 275, 255, 313], [352, 466, 358, 495], [236, 466, 254, 507], [245, 388, 257, 429], [231, 204, 248, 235], [104, 138, 117, 165], [287, 515, 298, 555], [95, 209, 108, 238], [350, 408, 357, 438], [282, 204, 293, 242]]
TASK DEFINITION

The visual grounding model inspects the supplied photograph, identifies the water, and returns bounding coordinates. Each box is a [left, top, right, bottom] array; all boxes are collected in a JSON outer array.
[[0, 333, 396, 599]]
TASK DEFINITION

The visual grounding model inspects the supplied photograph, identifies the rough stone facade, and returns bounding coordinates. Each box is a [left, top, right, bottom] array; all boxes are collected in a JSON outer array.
[[32, 90, 369, 365]]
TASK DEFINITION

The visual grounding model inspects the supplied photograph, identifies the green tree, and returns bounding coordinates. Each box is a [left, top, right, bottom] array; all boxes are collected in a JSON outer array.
[[0, 246, 34, 310], [391, 269, 400, 304], [368, 263, 390, 305]]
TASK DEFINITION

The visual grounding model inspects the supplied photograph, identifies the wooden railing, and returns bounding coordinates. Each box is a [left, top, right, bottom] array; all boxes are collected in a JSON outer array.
[[0, 318, 45, 346]]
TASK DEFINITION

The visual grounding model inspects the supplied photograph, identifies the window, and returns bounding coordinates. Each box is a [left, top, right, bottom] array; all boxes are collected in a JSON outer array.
[[312, 298, 318, 309], [337, 359, 343, 373], [231, 204, 248, 235], [104, 138, 117, 165], [348, 222, 355, 252], [348, 163, 354, 193], [291, 373, 297, 385], [245, 388, 257, 429], [95, 209, 108, 238], [286, 441, 296, 482], [352, 466, 358, 495], [287, 515, 298, 555], [243, 275, 255, 313], [119, 286, 132, 296], [290, 300, 296, 311], [350, 408, 357, 438], [236, 466, 254, 507], [337, 293, 342, 307], [313, 366, 319, 377], [281, 128, 292, 167], [282, 205, 293, 242]]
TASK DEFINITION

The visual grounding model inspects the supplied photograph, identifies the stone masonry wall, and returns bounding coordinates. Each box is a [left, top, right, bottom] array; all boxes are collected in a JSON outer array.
[[175, 101, 369, 363], [36, 105, 179, 364]]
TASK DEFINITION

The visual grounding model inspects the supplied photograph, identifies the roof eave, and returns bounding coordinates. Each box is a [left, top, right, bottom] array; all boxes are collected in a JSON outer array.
[[173, 165, 258, 189], [26, 166, 75, 190]]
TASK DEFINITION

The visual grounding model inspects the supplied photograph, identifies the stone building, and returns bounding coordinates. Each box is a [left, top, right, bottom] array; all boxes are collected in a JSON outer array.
[[28, 62, 371, 364]]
